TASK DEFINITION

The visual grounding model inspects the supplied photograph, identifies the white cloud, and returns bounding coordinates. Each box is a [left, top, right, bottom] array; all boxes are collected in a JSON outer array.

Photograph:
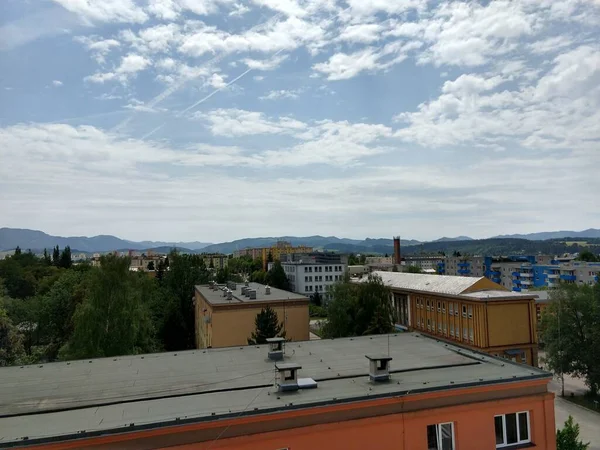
[[338, 23, 382, 43], [529, 35, 575, 54], [195, 108, 307, 137], [253, 75, 264, 81], [51, 0, 148, 24], [313, 48, 381, 80], [147, 0, 182, 20], [85, 53, 151, 83], [259, 89, 301, 100], [208, 72, 228, 89], [75, 36, 121, 63], [243, 54, 289, 71], [52, 80, 63, 87]]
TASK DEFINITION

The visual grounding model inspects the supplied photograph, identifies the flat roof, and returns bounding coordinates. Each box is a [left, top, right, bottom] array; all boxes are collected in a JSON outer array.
[[368, 271, 488, 295], [196, 282, 307, 306], [0, 333, 550, 446], [462, 290, 538, 301]]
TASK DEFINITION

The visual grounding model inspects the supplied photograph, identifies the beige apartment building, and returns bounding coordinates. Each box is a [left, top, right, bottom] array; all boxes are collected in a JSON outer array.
[[194, 282, 309, 349]]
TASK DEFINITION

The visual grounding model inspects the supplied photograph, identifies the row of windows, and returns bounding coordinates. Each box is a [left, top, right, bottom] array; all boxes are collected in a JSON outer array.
[[304, 275, 341, 282], [427, 411, 530, 450], [304, 285, 324, 292], [417, 318, 474, 343], [416, 299, 473, 318], [303, 265, 344, 273]]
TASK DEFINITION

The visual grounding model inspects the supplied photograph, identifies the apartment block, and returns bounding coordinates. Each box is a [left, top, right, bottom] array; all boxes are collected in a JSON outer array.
[[233, 240, 313, 270], [0, 333, 556, 450], [373, 271, 540, 366], [194, 281, 309, 349], [199, 252, 228, 269], [280, 252, 348, 300]]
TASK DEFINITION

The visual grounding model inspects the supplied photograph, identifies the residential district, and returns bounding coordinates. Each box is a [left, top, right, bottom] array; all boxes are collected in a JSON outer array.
[[0, 236, 598, 449]]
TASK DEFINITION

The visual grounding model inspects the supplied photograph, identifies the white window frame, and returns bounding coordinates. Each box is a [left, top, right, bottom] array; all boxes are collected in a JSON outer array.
[[449, 303, 453, 315], [495, 412, 531, 448], [427, 422, 455, 450]]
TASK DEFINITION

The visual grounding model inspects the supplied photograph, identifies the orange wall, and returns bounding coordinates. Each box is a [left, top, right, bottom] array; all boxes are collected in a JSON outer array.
[[167, 393, 556, 450], [487, 303, 533, 347]]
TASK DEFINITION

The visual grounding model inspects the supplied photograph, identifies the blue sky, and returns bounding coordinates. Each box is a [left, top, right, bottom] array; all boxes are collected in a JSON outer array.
[[1, 0, 599, 243]]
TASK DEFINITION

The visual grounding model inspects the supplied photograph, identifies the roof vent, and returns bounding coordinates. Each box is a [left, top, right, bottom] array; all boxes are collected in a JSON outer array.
[[227, 289, 232, 301], [265, 285, 271, 295], [266, 337, 285, 360], [275, 363, 302, 392], [241, 286, 248, 296], [245, 280, 249, 287], [248, 289, 257, 300], [366, 355, 392, 382]]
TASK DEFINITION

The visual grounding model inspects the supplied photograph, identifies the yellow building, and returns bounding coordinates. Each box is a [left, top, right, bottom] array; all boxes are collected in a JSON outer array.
[[200, 253, 228, 270], [372, 271, 540, 366], [195, 282, 309, 349], [233, 241, 313, 270]]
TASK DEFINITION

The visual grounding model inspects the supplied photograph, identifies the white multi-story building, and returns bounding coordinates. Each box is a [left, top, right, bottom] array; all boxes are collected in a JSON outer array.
[[280, 253, 348, 300]]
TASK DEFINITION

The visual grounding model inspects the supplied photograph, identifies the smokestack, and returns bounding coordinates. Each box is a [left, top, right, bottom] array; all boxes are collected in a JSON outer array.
[[393, 236, 401, 265]]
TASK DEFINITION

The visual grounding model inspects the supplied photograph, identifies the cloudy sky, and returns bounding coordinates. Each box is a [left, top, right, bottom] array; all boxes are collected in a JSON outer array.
[[1, 0, 599, 243]]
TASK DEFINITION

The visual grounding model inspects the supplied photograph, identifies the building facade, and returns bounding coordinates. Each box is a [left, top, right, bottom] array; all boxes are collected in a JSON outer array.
[[280, 252, 348, 299], [372, 271, 540, 366], [0, 333, 556, 450], [194, 282, 309, 349], [233, 241, 313, 270], [199, 253, 228, 269]]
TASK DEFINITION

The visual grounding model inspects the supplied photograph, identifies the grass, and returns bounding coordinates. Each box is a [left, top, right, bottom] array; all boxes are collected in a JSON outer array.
[[563, 393, 600, 413]]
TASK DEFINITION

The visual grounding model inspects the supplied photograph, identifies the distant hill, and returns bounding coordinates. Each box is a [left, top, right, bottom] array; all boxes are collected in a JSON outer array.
[[492, 229, 600, 240], [0, 228, 212, 253], [199, 236, 421, 254], [434, 236, 474, 242]]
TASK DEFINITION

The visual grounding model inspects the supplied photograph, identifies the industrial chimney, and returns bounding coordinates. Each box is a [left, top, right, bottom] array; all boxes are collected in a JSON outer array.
[[393, 236, 401, 265]]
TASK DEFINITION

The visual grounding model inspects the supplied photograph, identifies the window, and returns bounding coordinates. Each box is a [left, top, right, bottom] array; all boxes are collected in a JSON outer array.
[[305, 286, 309, 292], [438, 323, 442, 333], [450, 326, 454, 337], [427, 422, 455, 450], [520, 352, 527, 364], [449, 303, 453, 315], [495, 412, 530, 448], [468, 305, 473, 318], [443, 323, 447, 334], [454, 303, 459, 316], [427, 318, 431, 330], [463, 327, 468, 340], [304, 267, 308, 273], [462, 305, 467, 317], [442, 302, 446, 313], [421, 318, 424, 328], [426, 300, 430, 311], [469, 328, 474, 343], [432, 320, 436, 330], [305, 276, 308, 282], [437, 301, 441, 312], [455, 325, 460, 338]]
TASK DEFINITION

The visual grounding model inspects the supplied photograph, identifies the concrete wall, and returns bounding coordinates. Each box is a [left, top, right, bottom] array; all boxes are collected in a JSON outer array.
[[487, 303, 533, 347]]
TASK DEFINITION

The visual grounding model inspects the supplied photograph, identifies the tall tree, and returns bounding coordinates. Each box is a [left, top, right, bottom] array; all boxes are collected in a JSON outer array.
[[267, 251, 274, 263], [59, 246, 72, 269], [52, 246, 60, 267], [43, 248, 52, 266], [247, 305, 284, 345], [156, 259, 165, 283], [577, 250, 598, 263], [147, 261, 155, 271], [60, 255, 155, 359], [556, 416, 589, 450], [14, 246, 21, 256], [0, 304, 25, 366], [311, 291, 322, 307], [541, 282, 600, 395], [323, 273, 396, 338], [163, 252, 209, 351], [267, 261, 289, 290], [406, 265, 422, 273]]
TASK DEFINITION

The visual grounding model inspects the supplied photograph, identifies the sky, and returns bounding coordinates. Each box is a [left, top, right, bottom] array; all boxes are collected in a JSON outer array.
[[1, 0, 599, 243]]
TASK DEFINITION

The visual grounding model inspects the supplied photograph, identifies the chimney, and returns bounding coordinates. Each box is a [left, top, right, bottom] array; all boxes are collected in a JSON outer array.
[[266, 337, 285, 360], [248, 290, 257, 300], [275, 363, 301, 392], [227, 289, 232, 301], [393, 236, 401, 265], [366, 355, 392, 382]]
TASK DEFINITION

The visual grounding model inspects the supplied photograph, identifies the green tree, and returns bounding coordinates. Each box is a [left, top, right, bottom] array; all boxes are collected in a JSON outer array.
[[0, 304, 25, 366], [156, 259, 165, 282], [267, 251, 274, 263], [577, 250, 598, 263], [541, 282, 600, 395], [147, 261, 155, 271], [14, 246, 21, 256], [247, 305, 285, 345], [311, 291, 322, 307], [59, 246, 72, 269], [216, 267, 230, 283], [250, 270, 268, 284], [60, 255, 155, 359], [406, 265, 422, 273], [266, 261, 289, 290], [556, 416, 589, 450], [52, 245, 60, 267], [323, 273, 395, 338], [163, 252, 209, 351], [43, 248, 52, 265]]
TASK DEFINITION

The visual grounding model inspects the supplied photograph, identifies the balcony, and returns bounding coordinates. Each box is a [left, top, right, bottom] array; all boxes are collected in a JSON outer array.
[[489, 270, 501, 276], [547, 273, 559, 279], [521, 280, 532, 285], [512, 272, 520, 277], [560, 274, 576, 281], [520, 272, 533, 278], [458, 269, 471, 275], [491, 277, 501, 283], [458, 262, 470, 268]]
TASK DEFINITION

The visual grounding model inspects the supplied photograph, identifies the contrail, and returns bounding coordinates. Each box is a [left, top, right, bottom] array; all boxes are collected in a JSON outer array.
[[111, 12, 284, 133]]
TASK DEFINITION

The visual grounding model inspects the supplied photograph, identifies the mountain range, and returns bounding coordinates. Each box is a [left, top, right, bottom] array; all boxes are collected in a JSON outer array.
[[1, 227, 599, 255]]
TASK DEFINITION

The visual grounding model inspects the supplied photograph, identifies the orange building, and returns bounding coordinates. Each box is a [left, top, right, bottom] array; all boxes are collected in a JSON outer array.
[[195, 281, 309, 348], [371, 271, 541, 366], [0, 333, 555, 450], [233, 241, 313, 270]]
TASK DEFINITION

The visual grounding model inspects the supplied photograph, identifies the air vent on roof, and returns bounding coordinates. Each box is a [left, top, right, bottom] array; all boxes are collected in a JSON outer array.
[[227, 289, 232, 301], [266, 337, 285, 360], [366, 355, 392, 382], [265, 285, 271, 295], [241, 286, 248, 295], [248, 289, 257, 300], [275, 363, 302, 392]]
